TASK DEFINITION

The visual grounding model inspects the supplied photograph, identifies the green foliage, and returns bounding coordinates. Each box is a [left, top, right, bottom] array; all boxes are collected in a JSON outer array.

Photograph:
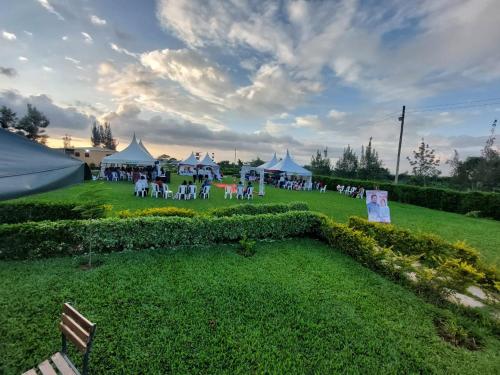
[[208, 201, 309, 217], [0, 105, 17, 129], [407, 138, 441, 185], [0, 211, 322, 260], [313, 175, 500, 220], [238, 234, 256, 257], [434, 314, 482, 350], [358, 137, 390, 180], [15, 103, 50, 144], [117, 207, 198, 218], [0, 201, 106, 224], [335, 145, 358, 178], [309, 148, 331, 175]]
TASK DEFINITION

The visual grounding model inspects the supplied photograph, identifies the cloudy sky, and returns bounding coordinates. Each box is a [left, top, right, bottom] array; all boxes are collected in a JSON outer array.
[[1, 0, 499, 173]]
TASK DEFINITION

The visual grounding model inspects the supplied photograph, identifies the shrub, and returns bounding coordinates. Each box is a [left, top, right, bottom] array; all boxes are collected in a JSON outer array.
[[347, 216, 480, 265], [0, 201, 107, 224], [0, 211, 323, 260], [238, 235, 256, 257], [313, 175, 500, 220], [117, 207, 197, 218], [208, 202, 309, 217]]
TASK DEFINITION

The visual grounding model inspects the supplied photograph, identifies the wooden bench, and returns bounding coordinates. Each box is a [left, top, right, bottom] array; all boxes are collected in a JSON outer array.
[[23, 303, 96, 375]]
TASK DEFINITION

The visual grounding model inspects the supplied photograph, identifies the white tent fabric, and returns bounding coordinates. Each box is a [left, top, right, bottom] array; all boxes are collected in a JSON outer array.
[[268, 150, 312, 176], [198, 153, 219, 169], [138, 139, 154, 159], [101, 134, 156, 166], [179, 152, 198, 166], [256, 153, 278, 170], [0, 129, 84, 200]]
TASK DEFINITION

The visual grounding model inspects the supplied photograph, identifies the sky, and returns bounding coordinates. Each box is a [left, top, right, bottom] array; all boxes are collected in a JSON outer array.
[[1, 0, 499, 174]]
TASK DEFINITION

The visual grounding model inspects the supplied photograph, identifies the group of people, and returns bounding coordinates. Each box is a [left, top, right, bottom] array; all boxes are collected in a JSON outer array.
[[104, 166, 166, 183], [179, 167, 223, 182], [273, 175, 312, 190], [336, 184, 365, 199], [134, 176, 212, 200]]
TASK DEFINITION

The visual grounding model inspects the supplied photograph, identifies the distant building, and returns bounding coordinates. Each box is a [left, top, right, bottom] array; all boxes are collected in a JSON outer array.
[[57, 147, 116, 167]]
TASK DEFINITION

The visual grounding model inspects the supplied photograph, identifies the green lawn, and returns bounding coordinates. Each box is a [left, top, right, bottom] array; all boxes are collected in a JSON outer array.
[[12, 175, 500, 266], [1, 239, 498, 374]]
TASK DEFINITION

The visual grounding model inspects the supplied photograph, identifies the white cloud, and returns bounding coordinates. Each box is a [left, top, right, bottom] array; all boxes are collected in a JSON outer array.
[[62, 35, 68, 41], [110, 43, 138, 58], [81, 32, 93, 44], [328, 109, 347, 120], [18, 56, 29, 62], [23, 30, 33, 37], [2, 31, 17, 41], [42, 66, 53, 72], [64, 56, 80, 64], [36, 0, 65, 21], [90, 15, 107, 26], [140, 48, 232, 104]]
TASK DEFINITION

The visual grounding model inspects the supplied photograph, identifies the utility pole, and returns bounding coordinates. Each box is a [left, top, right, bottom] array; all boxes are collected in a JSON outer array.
[[394, 105, 405, 184]]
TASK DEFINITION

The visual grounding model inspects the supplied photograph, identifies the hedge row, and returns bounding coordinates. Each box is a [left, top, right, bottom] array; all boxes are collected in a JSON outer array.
[[117, 207, 197, 218], [313, 175, 500, 220], [0, 201, 107, 224], [347, 216, 498, 291], [208, 202, 309, 217], [347, 217, 480, 265], [0, 211, 322, 260]]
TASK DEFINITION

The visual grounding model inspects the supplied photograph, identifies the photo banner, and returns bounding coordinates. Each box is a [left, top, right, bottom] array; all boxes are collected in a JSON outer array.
[[366, 190, 391, 223]]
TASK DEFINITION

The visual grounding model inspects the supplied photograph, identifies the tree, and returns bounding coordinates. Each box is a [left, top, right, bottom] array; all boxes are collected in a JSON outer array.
[[0, 106, 17, 129], [249, 157, 265, 167], [101, 122, 117, 150], [90, 121, 101, 147], [16, 104, 50, 144], [358, 137, 388, 179], [309, 148, 332, 175], [335, 145, 358, 178], [407, 138, 441, 185]]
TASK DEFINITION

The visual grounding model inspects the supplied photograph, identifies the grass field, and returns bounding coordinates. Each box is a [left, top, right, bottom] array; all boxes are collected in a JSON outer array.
[[1, 239, 498, 374], [12, 175, 500, 266]]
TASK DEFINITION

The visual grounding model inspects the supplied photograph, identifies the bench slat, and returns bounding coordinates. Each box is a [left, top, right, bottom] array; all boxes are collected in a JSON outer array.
[[22, 369, 37, 375], [60, 322, 87, 353], [63, 303, 94, 332], [62, 313, 90, 342], [38, 360, 57, 375], [51, 352, 77, 375]]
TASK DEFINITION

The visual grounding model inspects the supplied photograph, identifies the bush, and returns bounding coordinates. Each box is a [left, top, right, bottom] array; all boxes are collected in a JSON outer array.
[[238, 235, 256, 257], [313, 175, 500, 220], [208, 202, 309, 217], [117, 207, 197, 218], [0, 211, 323, 260], [0, 201, 107, 224]]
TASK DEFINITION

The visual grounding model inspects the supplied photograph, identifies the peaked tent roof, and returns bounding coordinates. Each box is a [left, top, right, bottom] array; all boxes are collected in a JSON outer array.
[[268, 150, 312, 176], [198, 153, 219, 168], [179, 152, 198, 166], [138, 139, 154, 159], [101, 134, 156, 165], [0, 129, 84, 200], [256, 152, 278, 170]]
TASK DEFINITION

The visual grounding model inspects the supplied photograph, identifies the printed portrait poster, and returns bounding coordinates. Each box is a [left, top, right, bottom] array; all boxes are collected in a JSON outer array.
[[366, 190, 391, 223]]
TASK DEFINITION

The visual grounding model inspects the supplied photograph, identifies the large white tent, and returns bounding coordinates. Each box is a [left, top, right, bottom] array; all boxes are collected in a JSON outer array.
[[138, 139, 154, 159], [0, 129, 84, 200], [268, 150, 312, 176], [198, 153, 221, 180], [101, 134, 156, 166], [178, 152, 198, 175], [256, 153, 278, 170]]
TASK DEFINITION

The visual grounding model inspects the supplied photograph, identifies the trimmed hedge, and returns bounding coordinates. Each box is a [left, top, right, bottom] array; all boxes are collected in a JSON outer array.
[[0, 211, 322, 260], [0, 201, 107, 224], [117, 207, 197, 218], [313, 175, 500, 220], [347, 216, 480, 265], [208, 202, 309, 217]]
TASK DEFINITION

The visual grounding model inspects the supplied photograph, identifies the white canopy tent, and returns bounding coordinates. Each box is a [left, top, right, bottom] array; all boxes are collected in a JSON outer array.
[[198, 153, 221, 180], [256, 152, 278, 171], [178, 152, 198, 176], [240, 153, 279, 196], [138, 139, 154, 159], [268, 150, 313, 190], [101, 134, 156, 167]]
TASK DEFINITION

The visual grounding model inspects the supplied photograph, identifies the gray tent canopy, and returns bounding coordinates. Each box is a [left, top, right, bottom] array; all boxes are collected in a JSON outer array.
[[0, 129, 84, 200], [101, 133, 156, 166]]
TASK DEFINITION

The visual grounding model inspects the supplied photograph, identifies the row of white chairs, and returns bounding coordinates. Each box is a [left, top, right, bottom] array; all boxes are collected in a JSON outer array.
[[337, 185, 365, 199], [224, 185, 254, 199], [136, 183, 211, 200], [281, 181, 313, 191]]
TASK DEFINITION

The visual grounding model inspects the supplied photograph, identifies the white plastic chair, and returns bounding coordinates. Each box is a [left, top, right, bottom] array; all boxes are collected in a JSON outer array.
[[287, 181, 293, 190], [236, 185, 244, 199], [344, 186, 351, 195], [320, 185, 327, 193], [163, 185, 173, 199], [112, 171, 118, 181], [151, 183, 160, 198], [174, 185, 187, 200], [246, 186, 254, 200], [338, 185, 344, 194], [201, 185, 211, 199], [188, 185, 197, 200], [224, 185, 233, 199]]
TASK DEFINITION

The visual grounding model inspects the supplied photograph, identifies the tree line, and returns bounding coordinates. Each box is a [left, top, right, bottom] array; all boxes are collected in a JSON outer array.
[[90, 121, 117, 150], [0, 104, 50, 144]]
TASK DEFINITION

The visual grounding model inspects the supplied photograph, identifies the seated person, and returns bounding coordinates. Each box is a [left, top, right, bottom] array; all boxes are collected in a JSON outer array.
[[135, 176, 149, 195], [244, 182, 253, 197], [155, 177, 165, 196]]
